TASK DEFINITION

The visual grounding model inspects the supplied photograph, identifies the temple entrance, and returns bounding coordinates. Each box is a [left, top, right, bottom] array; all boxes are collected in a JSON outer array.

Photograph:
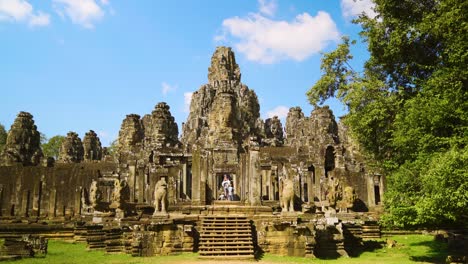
[[325, 146, 335, 177], [216, 173, 235, 201], [179, 165, 192, 200], [261, 169, 278, 202], [373, 175, 382, 205], [374, 185, 381, 204]]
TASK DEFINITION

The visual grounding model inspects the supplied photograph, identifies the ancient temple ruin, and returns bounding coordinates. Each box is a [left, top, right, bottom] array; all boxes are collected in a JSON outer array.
[[0, 46, 385, 259]]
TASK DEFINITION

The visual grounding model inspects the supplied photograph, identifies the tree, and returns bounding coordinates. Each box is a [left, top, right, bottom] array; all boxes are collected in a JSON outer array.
[[0, 123, 6, 152], [104, 139, 118, 156], [41, 135, 66, 159], [307, 0, 467, 228]]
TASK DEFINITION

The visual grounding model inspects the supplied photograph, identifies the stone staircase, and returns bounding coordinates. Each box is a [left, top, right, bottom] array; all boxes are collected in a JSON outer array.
[[86, 226, 106, 251], [361, 221, 381, 240], [105, 228, 125, 254], [199, 215, 255, 259]]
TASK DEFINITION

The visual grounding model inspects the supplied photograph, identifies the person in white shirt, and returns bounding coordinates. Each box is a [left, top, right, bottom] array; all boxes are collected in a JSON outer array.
[[221, 174, 230, 199], [227, 183, 234, 201]]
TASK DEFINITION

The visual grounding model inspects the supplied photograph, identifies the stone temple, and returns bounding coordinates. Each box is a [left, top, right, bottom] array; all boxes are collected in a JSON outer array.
[[0, 47, 384, 259]]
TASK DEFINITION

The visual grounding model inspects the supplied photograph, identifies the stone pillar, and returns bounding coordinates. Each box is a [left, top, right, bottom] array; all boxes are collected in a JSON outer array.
[[316, 166, 325, 201], [74, 186, 81, 216], [21, 190, 30, 217], [49, 189, 57, 217], [367, 174, 375, 206], [249, 148, 261, 206], [200, 151, 207, 205], [136, 167, 145, 203], [191, 150, 201, 205], [128, 165, 136, 202], [307, 170, 314, 204], [182, 163, 187, 198], [206, 151, 214, 204]]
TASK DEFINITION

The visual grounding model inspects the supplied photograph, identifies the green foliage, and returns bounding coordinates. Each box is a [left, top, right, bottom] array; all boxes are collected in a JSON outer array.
[[306, 36, 356, 107], [41, 135, 66, 159], [40, 132, 47, 145], [417, 148, 468, 225], [0, 123, 6, 152], [307, 0, 467, 228], [105, 139, 118, 157]]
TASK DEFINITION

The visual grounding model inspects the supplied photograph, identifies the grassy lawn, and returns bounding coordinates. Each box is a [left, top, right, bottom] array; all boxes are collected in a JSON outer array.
[[3, 235, 448, 264]]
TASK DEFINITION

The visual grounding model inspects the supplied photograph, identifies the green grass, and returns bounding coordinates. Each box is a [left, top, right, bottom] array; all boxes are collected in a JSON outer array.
[[2, 235, 449, 264], [260, 235, 448, 264]]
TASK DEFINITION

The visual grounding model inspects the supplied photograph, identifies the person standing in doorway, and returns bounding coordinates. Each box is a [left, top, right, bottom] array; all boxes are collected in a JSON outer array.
[[221, 174, 230, 199], [227, 183, 234, 201]]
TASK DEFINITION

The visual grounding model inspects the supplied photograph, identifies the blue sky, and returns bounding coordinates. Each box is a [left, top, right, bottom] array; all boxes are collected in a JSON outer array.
[[0, 0, 376, 146]]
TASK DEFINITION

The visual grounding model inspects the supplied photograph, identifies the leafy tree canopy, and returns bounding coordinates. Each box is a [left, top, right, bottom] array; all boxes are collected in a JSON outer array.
[[308, 0, 467, 228], [42, 135, 66, 159]]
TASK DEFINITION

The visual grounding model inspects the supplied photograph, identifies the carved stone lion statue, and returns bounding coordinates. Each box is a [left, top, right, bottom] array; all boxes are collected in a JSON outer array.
[[153, 178, 168, 214], [280, 178, 295, 212]]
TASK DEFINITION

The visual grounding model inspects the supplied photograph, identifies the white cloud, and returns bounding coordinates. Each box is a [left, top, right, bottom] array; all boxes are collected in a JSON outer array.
[[29, 12, 50, 27], [97, 130, 117, 146], [97, 130, 109, 139], [341, 0, 377, 19], [161, 82, 176, 96], [258, 0, 277, 17], [183, 92, 193, 113], [218, 11, 339, 64], [265, 105, 289, 119], [0, 0, 50, 27], [53, 0, 106, 29]]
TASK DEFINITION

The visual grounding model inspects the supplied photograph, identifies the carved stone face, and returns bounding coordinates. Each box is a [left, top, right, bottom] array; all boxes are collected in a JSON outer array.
[[270, 120, 280, 136]]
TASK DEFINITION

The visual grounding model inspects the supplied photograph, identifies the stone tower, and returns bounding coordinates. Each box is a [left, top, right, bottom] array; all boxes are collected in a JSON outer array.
[[117, 114, 144, 154], [181, 46, 263, 150], [0, 111, 43, 166], [143, 102, 179, 149], [83, 130, 102, 161], [58, 131, 84, 163]]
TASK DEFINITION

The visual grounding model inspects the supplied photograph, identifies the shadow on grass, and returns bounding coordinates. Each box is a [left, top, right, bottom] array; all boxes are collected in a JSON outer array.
[[408, 239, 448, 263], [346, 240, 384, 258], [251, 220, 265, 260]]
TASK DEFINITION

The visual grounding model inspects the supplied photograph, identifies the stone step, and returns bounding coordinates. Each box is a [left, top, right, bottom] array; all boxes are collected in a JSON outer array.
[[202, 222, 250, 225], [198, 241, 253, 245], [198, 254, 255, 260], [199, 215, 254, 259], [200, 229, 252, 232], [201, 229, 251, 232], [200, 233, 252, 237], [200, 237, 252, 241], [199, 250, 254, 255], [202, 218, 249, 221], [200, 245, 254, 250], [201, 225, 251, 228]]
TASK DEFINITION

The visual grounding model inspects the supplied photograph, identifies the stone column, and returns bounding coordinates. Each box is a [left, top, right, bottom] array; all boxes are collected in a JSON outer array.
[[307, 170, 314, 204], [128, 165, 136, 202], [49, 189, 57, 217], [249, 148, 261, 206], [191, 150, 201, 205]]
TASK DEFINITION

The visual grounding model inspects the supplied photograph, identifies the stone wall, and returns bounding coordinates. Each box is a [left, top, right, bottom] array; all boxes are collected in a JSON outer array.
[[0, 162, 116, 218], [135, 223, 195, 256], [283, 106, 374, 209]]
